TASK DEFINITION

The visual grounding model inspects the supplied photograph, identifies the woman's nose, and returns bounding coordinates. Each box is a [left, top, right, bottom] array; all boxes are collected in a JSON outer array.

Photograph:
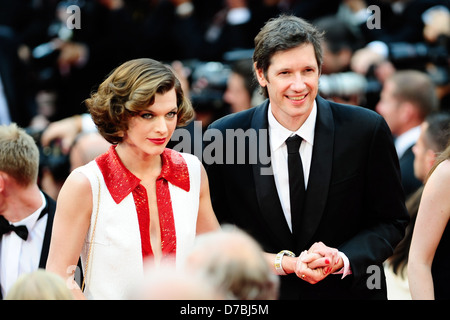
[[154, 116, 168, 134]]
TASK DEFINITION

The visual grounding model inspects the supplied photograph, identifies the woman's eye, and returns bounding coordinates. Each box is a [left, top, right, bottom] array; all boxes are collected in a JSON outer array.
[[141, 113, 153, 119], [166, 111, 177, 118]]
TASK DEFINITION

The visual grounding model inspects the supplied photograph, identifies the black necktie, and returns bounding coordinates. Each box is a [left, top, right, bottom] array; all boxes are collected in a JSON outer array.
[[286, 135, 305, 232], [0, 216, 28, 240]]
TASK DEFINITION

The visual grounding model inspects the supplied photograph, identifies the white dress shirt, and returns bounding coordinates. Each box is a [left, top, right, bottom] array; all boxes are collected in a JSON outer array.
[[268, 102, 316, 232], [394, 125, 421, 159], [0, 192, 47, 297], [267, 101, 351, 277]]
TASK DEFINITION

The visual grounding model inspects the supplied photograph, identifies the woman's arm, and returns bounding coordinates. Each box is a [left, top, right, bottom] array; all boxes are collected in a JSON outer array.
[[196, 163, 220, 234], [46, 171, 93, 299], [408, 160, 450, 299]]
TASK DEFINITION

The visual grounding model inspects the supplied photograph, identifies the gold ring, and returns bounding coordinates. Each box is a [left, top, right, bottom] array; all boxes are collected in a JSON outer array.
[[301, 274, 305, 279]]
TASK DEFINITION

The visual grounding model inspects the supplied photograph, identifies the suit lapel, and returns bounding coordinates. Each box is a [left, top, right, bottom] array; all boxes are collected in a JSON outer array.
[[295, 96, 334, 250], [251, 102, 295, 249], [39, 193, 56, 268]]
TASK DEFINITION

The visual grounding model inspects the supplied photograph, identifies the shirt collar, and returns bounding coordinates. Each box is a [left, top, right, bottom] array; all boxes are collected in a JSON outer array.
[[268, 100, 317, 152], [12, 191, 46, 231], [395, 125, 421, 158], [96, 146, 190, 204]]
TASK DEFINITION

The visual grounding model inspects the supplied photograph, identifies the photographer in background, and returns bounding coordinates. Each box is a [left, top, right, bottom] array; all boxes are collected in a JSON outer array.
[[33, 115, 109, 199], [0, 33, 32, 128], [27, 0, 138, 123], [0, 0, 44, 128], [348, 1, 449, 72], [223, 58, 261, 113], [313, 15, 380, 108], [349, 3, 449, 108]]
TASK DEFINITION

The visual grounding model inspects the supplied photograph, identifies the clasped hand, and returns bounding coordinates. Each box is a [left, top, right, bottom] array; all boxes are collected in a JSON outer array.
[[295, 242, 343, 284]]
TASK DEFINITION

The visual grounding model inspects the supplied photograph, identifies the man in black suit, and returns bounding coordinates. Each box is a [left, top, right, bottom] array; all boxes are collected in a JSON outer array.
[[0, 35, 33, 128], [204, 15, 409, 299], [376, 70, 439, 198], [0, 123, 56, 299]]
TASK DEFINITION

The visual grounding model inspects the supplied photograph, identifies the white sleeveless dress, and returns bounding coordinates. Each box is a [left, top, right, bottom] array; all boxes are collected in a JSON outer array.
[[74, 146, 200, 299]]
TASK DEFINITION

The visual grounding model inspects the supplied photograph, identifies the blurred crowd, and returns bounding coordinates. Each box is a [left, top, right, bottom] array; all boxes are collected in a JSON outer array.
[[1, 0, 447, 125]]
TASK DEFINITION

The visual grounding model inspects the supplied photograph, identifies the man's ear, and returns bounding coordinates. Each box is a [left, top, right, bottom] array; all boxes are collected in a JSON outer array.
[[0, 172, 5, 193], [254, 62, 267, 87], [399, 101, 419, 124]]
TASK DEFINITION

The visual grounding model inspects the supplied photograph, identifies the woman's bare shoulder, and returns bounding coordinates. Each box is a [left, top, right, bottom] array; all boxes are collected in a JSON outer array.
[[57, 170, 93, 211]]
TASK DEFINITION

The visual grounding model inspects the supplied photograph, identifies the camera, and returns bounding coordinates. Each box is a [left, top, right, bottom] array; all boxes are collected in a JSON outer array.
[[26, 127, 71, 182], [319, 72, 381, 98], [186, 60, 231, 112], [389, 41, 449, 67], [388, 36, 449, 85]]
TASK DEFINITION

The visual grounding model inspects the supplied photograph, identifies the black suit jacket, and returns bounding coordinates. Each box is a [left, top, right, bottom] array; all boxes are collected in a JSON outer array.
[[0, 35, 32, 127], [204, 96, 409, 299], [38, 192, 56, 269], [399, 145, 422, 199], [0, 192, 56, 299]]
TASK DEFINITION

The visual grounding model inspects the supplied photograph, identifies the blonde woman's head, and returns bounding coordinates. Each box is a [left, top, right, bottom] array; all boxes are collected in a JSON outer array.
[[5, 269, 74, 300]]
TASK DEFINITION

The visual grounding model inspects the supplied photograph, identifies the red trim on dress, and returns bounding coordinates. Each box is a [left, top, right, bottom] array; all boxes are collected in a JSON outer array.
[[95, 146, 190, 259]]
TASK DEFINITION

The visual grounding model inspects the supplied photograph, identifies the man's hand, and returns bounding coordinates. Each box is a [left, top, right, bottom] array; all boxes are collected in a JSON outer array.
[[41, 115, 82, 154], [295, 242, 344, 284]]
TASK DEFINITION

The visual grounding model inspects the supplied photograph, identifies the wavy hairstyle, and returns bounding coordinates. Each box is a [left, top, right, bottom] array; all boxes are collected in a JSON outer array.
[[85, 58, 194, 144]]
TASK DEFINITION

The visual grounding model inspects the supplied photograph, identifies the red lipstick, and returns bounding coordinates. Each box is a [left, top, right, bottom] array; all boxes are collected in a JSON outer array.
[[149, 138, 166, 145]]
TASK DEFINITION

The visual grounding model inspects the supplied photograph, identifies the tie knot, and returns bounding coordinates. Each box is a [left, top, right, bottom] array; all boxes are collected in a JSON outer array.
[[286, 135, 302, 154]]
